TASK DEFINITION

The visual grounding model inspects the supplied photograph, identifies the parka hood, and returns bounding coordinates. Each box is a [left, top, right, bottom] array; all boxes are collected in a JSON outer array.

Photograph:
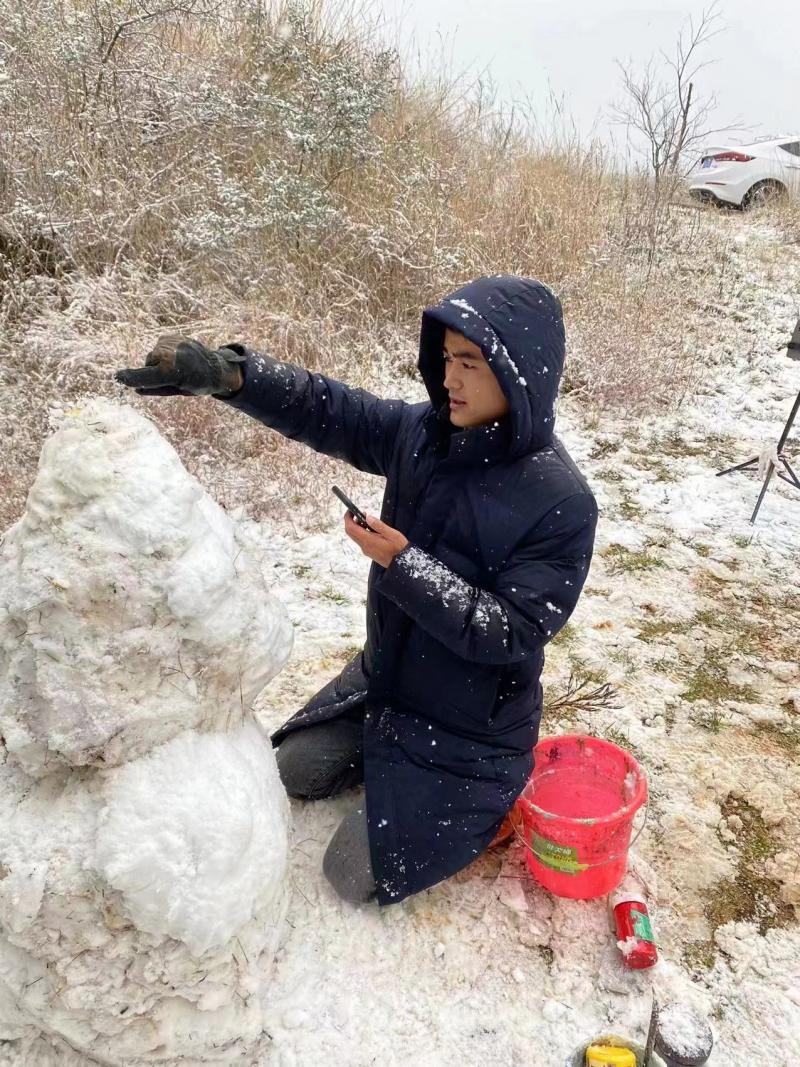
[[418, 275, 565, 457]]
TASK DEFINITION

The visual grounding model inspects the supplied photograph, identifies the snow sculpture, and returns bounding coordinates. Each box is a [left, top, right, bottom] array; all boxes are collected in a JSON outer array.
[[0, 400, 294, 1064]]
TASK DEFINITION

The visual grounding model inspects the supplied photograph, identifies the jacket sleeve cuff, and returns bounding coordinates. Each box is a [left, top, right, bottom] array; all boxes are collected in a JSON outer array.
[[378, 544, 475, 620], [213, 345, 295, 415]]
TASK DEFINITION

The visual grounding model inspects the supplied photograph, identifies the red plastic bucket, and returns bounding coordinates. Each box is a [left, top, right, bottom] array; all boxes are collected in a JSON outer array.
[[518, 734, 648, 900]]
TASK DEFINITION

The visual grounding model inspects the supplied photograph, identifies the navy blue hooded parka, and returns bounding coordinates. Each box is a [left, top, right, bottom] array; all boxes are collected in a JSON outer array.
[[222, 275, 597, 905]]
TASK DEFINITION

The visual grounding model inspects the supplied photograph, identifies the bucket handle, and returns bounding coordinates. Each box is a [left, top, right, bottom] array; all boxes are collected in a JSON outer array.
[[511, 799, 650, 872]]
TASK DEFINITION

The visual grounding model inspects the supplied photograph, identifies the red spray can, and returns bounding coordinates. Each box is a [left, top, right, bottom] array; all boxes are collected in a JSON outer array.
[[610, 881, 658, 969]]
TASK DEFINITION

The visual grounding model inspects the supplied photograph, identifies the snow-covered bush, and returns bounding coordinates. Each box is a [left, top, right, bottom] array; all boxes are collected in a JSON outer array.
[[0, 0, 398, 266], [0, 0, 730, 535]]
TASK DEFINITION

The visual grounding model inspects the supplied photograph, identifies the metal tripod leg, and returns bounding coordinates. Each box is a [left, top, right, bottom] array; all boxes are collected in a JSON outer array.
[[778, 457, 800, 490], [719, 384, 800, 522], [750, 463, 776, 524], [717, 456, 760, 478]]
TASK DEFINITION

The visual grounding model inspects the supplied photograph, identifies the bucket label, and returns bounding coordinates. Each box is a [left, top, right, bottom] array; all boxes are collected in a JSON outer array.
[[630, 907, 655, 942], [530, 833, 588, 875]]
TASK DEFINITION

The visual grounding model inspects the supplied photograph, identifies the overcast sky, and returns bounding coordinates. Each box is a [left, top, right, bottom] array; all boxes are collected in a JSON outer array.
[[377, 0, 798, 156]]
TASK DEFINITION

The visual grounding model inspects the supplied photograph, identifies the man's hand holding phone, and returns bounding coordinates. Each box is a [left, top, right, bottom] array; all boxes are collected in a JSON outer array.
[[333, 486, 409, 568]]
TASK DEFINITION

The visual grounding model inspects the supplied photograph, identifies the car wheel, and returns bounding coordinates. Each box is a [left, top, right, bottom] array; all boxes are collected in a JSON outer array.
[[742, 179, 786, 211]]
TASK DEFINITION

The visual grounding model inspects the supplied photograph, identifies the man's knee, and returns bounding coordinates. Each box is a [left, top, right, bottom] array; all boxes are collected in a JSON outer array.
[[323, 807, 377, 904], [275, 721, 363, 800]]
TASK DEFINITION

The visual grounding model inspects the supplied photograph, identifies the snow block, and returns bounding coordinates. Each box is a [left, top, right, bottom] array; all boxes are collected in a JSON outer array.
[[0, 400, 293, 1064], [0, 399, 293, 775]]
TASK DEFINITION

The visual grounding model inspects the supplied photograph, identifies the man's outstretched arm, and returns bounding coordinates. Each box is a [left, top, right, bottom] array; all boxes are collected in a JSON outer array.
[[218, 344, 407, 478], [116, 335, 408, 478]]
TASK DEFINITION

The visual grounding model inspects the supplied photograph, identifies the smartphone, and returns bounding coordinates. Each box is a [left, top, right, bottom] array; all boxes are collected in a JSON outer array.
[[332, 485, 376, 532]]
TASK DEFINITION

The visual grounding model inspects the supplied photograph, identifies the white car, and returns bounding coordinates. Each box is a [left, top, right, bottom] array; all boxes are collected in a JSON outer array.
[[685, 136, 800, 209]]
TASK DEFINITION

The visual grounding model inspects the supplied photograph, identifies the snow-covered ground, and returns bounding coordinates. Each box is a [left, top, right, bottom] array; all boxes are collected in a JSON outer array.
[[2, 214, 800, 1065]]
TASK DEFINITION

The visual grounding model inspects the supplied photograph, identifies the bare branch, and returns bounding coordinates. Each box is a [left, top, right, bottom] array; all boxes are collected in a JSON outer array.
[[611, 1, 732, 181]]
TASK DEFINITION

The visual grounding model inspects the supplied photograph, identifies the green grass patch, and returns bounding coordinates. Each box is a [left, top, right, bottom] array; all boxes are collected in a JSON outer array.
[[625, 452, 680, 482], [636, 617, 686, 641], [551, 621, 578, 647], [609, 646, 638, 675], [650, 460, 680, 483], [584, 585, 611, 599], [618, 496, 645, 520], [752, 720, 800, 756], [682, 939, 717, 975], [589, 440, 620, 461], [690, 705, 726, 733], [319, 584, 350, 605], [681, 651, 757, 706], [689, 607, 762, 656], [604, 543, 665, 576], [647, 430, 706, 458], [651, 655, 678, 676], [566, 653, 609, 685], [705, 796, 795, 936], [595, 466, 624, 484], [746, 585, 800, 617], [685, 796, 794, 972]]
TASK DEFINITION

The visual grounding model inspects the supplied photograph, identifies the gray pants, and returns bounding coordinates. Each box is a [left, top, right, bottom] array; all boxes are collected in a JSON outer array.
[[275, 716, 377, 905]]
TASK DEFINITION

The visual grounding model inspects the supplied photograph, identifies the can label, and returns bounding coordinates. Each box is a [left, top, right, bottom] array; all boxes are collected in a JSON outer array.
[[630, 907, 655, 942], [531, 833, 588, 874]]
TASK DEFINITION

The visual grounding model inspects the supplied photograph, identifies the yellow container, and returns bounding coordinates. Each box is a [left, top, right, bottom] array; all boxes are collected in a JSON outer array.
[[585, 1046, 637, 1067]]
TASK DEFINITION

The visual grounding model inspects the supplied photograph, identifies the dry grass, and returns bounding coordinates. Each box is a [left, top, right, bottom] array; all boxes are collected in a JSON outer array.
[[771, 194, 800, 245], [0, 0, 751, 529]]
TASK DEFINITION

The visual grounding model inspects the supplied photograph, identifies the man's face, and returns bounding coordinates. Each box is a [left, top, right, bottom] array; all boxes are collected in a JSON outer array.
[[443, 328, 510, 428]]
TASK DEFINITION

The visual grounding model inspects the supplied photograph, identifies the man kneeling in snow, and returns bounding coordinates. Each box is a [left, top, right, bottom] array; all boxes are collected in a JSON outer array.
[[117, 275, 597, 907]]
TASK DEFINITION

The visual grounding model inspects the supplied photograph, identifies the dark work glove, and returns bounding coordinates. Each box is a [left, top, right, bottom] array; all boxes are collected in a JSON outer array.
[[114, 334, 246, 397]]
